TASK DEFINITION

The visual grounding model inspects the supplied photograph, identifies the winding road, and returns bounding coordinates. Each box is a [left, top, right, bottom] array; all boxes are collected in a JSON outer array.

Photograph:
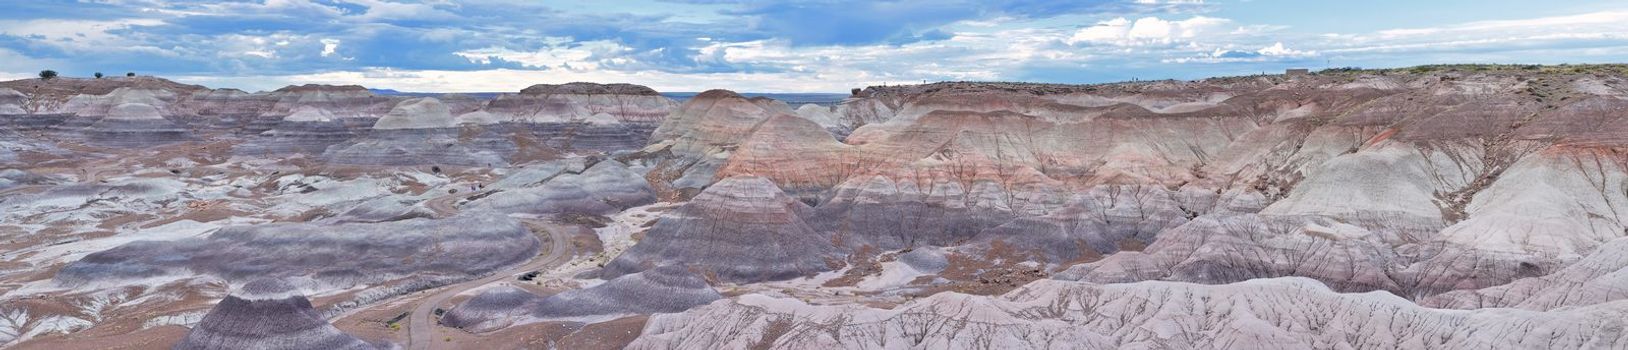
[[405, 190, 575, 350]]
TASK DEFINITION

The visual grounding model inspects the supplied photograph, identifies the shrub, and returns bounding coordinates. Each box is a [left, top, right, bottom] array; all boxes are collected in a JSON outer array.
[[38, 70, 58, 80], [126, 72, 136, 77], [94, 72, 104, 79]]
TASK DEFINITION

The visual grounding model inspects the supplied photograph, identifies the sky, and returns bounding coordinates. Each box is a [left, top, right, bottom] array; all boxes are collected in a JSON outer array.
[[1, 0, 1626, 93]]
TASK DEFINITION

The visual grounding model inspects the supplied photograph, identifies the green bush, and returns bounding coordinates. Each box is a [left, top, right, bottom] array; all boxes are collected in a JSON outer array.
[[38, 70, 58, 80], [94, 72, 104, 79]]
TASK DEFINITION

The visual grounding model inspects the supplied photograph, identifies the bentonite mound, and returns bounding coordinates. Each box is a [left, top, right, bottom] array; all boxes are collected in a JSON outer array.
[[174, 278, 390, 350], [0, 88, 26, 115], [896, 248, 949, 274], [54, 213, 539, 290], [599, 176, 839, 283], [533, 265, 721, 318], [648, 89, 795, 157], [809, 175, 1017, 251], [484, 82, 675, 127], [261, 84, 398, 120], [332, 195, 435, 223], [466, 160, 655, 215], [236, 106, 356, 155], [81, 102, 195, 146], [323, 97, 510, 166], [518, 82, 661, 96], [444, 266, 721, 332], [439, 286, 540, 332], [372, 97, 454, 130]]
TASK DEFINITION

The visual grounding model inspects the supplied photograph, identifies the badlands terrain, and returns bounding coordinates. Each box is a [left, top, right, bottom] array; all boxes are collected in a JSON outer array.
[[1, 64, 1628, 349]]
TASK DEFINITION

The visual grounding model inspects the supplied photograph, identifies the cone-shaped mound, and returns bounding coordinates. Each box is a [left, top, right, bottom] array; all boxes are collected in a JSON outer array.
[[372, 97, 454, 130], [599, 176, 839, 283], [81, 102, 194, 146], [237, 106, 355, 155], [174, 278, 389, 350]]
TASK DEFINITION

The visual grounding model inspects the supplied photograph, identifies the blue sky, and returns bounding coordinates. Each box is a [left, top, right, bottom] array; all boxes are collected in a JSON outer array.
[[1, 0, 1625, 93]]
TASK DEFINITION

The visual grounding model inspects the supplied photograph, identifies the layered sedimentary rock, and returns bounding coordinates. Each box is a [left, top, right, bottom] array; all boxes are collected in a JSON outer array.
[[810, 175, 1016, 251], [323, 97, 510, 166], [715, 114, 851, 198], [599, 176, 838, 283], [54, 213, 538, 290], [41, 87, 195, 145], [650, 89, 795, 158], [1425, 236, 1628, 311], [0, 88, 26, 115], [466, 160, 656, 215], [81, 102, 195, 146], [654, 70, 1628, 301], [236, 106, 357, 155], [0, 76, 206, 113], [529, 265, 720, 318], [467, 83, 677, 152], [260, 84, 397, 120], [174, 278, 387, 350], [643, 89, 803, 188], [633, 278, 1628, 349], [444, 266, 720, 331], [488, 82, 676, 126], [10, 67, 1628, 348]]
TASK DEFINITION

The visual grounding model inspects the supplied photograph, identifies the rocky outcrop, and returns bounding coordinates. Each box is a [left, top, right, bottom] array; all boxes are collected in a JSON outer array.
[[599, 176, 838, 283], [175, 278, 389, 350]]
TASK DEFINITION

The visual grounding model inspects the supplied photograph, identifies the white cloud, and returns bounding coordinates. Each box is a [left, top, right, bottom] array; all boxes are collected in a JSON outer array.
[[1068, 16, 1232, 46], [320, 39, 341, 57], [345, 0, 458, 21], [1256, 42, 1312, 57], [174, 67, 882, 93], [455, 39, 635, 71], [0, 18, 166, 52], [1322, 10, 1628, 58], [1164, 42, 1316, 63]]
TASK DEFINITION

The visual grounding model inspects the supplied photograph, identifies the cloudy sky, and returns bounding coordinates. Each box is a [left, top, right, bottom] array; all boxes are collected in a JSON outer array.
[[2, 0, 1626, 93]]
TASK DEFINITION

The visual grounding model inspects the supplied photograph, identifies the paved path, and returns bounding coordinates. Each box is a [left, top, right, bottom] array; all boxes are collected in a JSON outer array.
[[406, 189, 573, 349], [405, 219, 570, 350]]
